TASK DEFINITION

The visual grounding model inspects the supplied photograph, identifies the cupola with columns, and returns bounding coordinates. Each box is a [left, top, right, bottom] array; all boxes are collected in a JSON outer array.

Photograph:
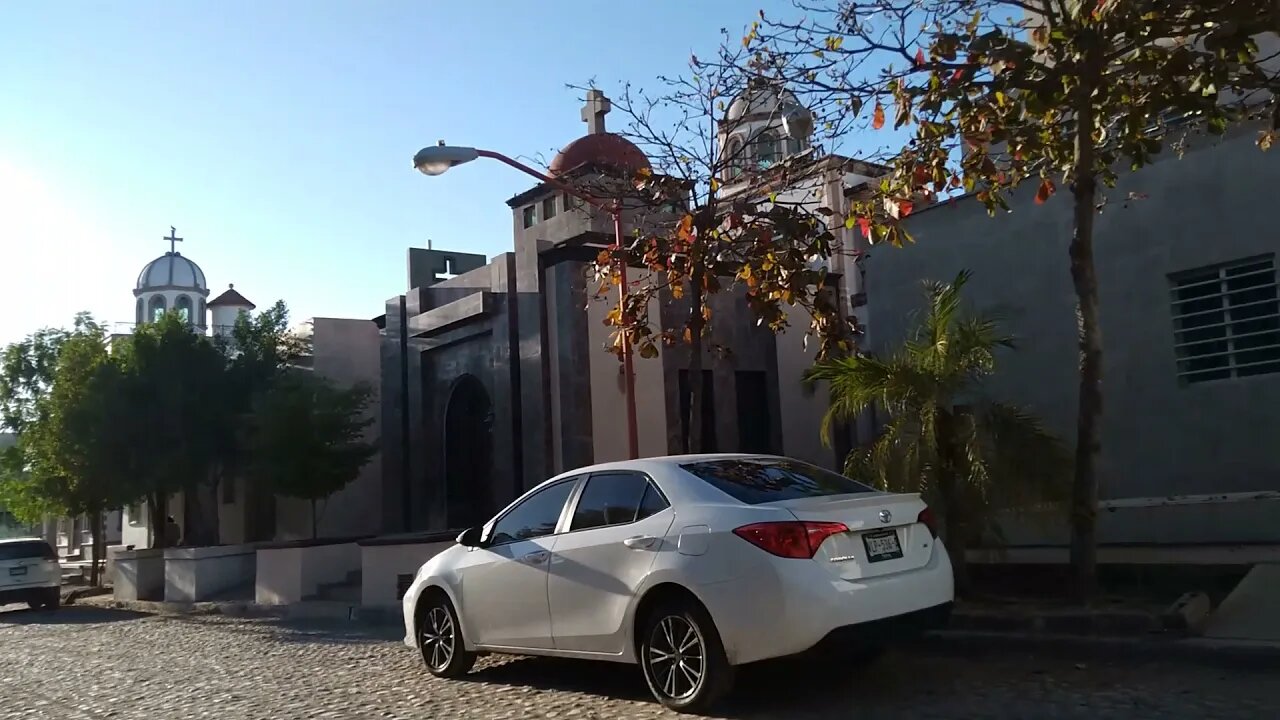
[[133, 227, 210, 331], [717, 79, 815, 183]]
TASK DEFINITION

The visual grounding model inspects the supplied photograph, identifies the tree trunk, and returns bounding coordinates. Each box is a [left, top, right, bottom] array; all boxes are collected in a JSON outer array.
[[933, 409, 970, 596], [686, 267, 706, 453], [89, 510, 104, 587], [1068, 51, 1104, 602], [148, 493, 167, 549], [310, 499, 318, 540]]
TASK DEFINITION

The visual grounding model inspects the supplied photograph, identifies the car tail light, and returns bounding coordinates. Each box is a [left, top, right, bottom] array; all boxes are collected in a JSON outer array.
[[733, 521, 849, 559], [917, 507, 938, 538]]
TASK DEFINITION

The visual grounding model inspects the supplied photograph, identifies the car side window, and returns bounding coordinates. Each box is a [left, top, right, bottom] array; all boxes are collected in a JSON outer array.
[[570, 472, 669, 532], [635, 482, 670, 522], [488, 480, 576, 547]]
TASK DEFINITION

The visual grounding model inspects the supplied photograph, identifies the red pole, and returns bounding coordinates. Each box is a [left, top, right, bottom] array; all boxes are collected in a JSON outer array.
[[613, 207, 641, 460]]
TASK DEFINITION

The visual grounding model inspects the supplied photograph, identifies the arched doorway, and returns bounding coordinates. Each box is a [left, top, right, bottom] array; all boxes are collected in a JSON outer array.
[[443, 375, 494, 530]]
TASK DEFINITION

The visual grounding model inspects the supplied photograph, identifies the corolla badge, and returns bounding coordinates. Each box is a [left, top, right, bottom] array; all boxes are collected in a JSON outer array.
[[878, 509, 892, 524]]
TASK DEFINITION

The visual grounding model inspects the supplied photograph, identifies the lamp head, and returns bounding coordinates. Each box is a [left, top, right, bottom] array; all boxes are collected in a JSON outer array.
[[413, 142, 480, 176]]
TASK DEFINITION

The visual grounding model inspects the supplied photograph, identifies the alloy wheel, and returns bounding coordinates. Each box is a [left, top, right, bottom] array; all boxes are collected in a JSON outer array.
[[645, 615, 705, 701], [420, 606, 456, 671]]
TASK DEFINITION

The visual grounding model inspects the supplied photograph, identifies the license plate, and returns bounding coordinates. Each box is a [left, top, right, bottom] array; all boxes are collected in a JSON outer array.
[[862, 530, 903, 562], [8, 566, 27, 577]]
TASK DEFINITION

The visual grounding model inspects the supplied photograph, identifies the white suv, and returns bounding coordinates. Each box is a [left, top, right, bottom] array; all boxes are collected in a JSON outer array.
[[0, 538, 62, 610]]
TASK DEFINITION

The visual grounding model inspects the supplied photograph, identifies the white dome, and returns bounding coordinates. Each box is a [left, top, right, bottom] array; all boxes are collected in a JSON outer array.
[[726, 81, 805, 122], [135, 252, 207, 292]]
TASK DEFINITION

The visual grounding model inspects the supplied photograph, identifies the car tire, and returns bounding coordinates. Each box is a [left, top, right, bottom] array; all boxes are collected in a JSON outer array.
[[27, 590, 59, 611], [417, 593, 475, 679], [639, 599, 734, 714]]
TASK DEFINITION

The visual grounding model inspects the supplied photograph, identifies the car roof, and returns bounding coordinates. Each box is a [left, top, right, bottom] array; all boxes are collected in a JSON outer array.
[[548, 453, 782, 481], [0, 537, 47, 544]]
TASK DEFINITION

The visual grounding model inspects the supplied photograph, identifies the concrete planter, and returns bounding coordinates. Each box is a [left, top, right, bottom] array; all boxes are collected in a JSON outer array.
[[359, 532, 458, 609], [164, 544, 258, 603], [255, 539, 361, 606], [112, 548, 166, 601]]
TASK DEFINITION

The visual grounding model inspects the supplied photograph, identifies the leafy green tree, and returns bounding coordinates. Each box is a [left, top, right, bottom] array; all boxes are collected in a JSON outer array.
[[741, 0, 1280, 596], [804, 271, 1068, 593], [215, 300, 310, 540], [119, 312, 230, 547], [245, 371, 376, 539], [22, 328, 137, 584], [1, 314, 104, 548]]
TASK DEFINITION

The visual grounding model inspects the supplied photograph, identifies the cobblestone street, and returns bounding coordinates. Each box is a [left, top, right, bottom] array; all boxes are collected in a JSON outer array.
[[2, 605, 1277, 719]]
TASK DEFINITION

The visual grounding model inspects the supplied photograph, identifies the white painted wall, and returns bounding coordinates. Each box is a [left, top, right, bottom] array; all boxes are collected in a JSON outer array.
[[361, 541, 453, 608], [256, 542, 360, 605], [586, 281, 668, 463], [164, 544, 257, 603], [774, 303, 833, 469]]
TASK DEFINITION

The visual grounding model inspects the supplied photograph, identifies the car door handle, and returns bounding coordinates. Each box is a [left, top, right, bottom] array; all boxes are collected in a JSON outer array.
[[519, 551, 549, 565], [624, 535, 658, 550]]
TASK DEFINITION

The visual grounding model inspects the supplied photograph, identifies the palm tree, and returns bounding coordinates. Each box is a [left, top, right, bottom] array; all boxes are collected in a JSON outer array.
[[804, 271, 1068, 594]]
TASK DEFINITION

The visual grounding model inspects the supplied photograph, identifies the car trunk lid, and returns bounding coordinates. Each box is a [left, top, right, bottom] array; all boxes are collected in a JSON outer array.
[[0, 541, 59, 588], [765, 493, 936, 579]]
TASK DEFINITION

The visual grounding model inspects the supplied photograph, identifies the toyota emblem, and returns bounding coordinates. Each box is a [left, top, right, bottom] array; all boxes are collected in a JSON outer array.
[[878, 509, 892, 524]]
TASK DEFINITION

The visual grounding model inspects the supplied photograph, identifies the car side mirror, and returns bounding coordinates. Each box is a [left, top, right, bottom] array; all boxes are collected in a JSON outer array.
[[456, 526, 484, 548]]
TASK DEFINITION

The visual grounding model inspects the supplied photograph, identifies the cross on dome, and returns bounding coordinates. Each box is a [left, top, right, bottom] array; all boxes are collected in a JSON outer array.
[[164, 226, 183, 254], [580, 89, 611, 134]]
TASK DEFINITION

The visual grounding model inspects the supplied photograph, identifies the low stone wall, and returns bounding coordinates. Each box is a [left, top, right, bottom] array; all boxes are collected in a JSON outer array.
[[359, 532, 459, 609], [255, 539, 362, 605], [112, 548, 166, 601], [984, 492, 1280, 552], [164, 544, 257, 603]]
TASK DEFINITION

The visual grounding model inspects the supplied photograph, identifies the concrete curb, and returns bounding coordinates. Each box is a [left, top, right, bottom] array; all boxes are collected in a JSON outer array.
[[81, 596, 403, 627], [920, 630, 1280, 669], [949, 606, 1165, 636]]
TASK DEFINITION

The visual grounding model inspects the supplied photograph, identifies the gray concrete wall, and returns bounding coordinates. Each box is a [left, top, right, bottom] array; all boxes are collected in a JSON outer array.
[[867, 126, 1280, 543]]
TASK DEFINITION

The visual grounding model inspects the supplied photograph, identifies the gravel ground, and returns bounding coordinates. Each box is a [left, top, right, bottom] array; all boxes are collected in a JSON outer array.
[[2, 604, 1277, 719]]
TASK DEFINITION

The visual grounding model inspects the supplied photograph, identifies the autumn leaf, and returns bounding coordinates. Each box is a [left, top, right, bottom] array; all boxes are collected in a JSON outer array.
[[898, 200, 914, 218], [1260, 131, 1275, 151], [677, 213, 694, 240], [844, 215, 857, 230], [914, 48, 925, 67], [1035, 178, 1056, 205], [858, 217, 872, 238], [872, 102, 885, 130]]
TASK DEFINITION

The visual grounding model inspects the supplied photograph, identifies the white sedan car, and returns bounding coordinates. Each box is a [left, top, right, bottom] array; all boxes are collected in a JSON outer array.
[[402, 454, 953, 713], [0, 538, 62, 611]]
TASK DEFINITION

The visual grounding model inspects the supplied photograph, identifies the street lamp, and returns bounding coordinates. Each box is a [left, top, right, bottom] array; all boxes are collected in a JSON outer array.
[[412, 143, 480, 176], [411, 142, 641, 461]]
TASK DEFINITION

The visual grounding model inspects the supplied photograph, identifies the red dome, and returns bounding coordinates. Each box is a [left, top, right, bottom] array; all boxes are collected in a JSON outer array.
[[548, 133, 650, 177]]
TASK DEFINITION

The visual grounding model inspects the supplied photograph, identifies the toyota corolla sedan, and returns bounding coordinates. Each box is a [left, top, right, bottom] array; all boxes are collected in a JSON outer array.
[[402, 454, 953, 713], [0, 538, 62, 611]]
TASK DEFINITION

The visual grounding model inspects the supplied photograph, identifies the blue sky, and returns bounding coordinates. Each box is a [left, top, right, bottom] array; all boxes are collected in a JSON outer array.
[[1, 0, 806, 345]]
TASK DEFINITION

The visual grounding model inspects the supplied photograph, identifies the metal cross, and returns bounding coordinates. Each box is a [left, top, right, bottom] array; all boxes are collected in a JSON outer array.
[[164, 226, 183, 253], [581, 89, 611, 134]]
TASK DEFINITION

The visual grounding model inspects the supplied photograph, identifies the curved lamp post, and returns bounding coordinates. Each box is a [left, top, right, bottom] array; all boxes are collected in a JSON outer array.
[[412, 142, 641, 461]]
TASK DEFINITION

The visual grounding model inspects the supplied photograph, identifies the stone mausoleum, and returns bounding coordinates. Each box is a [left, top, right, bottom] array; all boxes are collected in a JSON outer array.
[[377, 91, 852, 535]]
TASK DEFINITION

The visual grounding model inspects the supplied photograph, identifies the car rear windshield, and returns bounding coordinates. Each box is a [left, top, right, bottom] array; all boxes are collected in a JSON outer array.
[[680, 458, 876, 505], [0, 541, 56, 561]]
